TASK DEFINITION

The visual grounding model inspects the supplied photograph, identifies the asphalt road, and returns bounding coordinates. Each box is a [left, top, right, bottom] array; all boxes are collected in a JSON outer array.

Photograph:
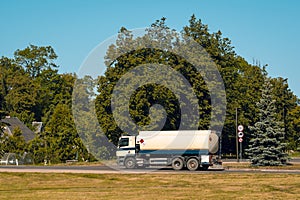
[[223, 157, 300, 163], [1, 165, 300, 174]]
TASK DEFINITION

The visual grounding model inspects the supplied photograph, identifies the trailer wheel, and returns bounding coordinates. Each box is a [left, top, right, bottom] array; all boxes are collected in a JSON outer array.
[[171, 157, 184, 170], [187, 158, 199, 171], [124, 157, 136, 169]]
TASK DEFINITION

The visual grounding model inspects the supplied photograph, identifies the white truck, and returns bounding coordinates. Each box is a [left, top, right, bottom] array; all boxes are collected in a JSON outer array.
[[116, 130, 222, 171]]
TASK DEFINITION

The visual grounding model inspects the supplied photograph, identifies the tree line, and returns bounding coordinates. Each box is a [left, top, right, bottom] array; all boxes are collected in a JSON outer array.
[[1, 15, 300, 164], [0, 45, 91, 163]]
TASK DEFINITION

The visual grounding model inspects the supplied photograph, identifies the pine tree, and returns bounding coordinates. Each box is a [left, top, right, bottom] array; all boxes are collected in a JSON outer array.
[[246, 76, 288, 166]]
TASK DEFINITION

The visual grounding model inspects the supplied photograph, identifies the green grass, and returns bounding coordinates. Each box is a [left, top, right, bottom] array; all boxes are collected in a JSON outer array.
[[0, 172, 300, 199]]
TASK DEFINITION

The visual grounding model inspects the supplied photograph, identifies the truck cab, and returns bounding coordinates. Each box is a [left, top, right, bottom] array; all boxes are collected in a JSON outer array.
[[116, 136, 136, 167]]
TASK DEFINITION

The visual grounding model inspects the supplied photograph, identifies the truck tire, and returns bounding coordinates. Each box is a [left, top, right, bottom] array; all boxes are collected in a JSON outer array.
[[171, 157, 184, 170], [186, 158, 199, 171], [124, 157, 136, 169]]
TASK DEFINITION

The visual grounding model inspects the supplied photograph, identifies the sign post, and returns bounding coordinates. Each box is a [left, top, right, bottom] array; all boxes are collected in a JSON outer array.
[[238, 125, 244, 161], [235, 108, 245, 162], [236, 108, 239, 162], [239, 138, 243, 160]]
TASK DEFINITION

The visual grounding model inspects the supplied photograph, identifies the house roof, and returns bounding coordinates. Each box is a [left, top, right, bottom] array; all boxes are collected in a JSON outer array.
[[1, 117, 35, 142]]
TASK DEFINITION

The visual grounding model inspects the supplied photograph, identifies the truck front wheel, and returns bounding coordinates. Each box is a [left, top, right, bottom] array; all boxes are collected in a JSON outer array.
[[124, 157, 136, 169], [187, 158, 199, 171], [171, 157, 184, 170]]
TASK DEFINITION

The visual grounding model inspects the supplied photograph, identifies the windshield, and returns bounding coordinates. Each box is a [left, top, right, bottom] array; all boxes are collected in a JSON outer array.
[[118, 138, 129, 147]]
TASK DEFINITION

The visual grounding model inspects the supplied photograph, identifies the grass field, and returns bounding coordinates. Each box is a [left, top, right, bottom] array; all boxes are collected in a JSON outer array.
[[0, 172, 300, 200]]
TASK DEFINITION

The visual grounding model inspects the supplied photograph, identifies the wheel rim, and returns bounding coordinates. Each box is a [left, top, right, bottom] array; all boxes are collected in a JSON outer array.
[[125, 158, 135, 168], [189, 161, 196, 168], [127, 161, 133, 167], [187, 158, 199, 171], [172, 158, 183, 170], [174, 161, 181, 167]]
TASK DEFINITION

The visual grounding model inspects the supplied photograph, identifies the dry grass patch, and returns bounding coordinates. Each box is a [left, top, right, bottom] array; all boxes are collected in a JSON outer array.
[[0, 172, 299, 199]]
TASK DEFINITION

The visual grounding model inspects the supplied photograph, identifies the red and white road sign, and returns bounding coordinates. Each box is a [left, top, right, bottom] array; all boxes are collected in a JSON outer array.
[[238, 125, 244, 132], [238, 138, 243, 143]]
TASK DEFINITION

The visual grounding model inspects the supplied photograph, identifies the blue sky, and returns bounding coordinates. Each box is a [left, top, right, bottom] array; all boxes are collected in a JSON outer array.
[[1, 0, 299, 97]]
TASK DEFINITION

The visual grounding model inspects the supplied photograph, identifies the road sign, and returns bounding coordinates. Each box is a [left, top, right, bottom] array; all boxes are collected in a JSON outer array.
[[239, 138, 243, 143], [238, 132, 244, 138], [238, 125, 244, 132]]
